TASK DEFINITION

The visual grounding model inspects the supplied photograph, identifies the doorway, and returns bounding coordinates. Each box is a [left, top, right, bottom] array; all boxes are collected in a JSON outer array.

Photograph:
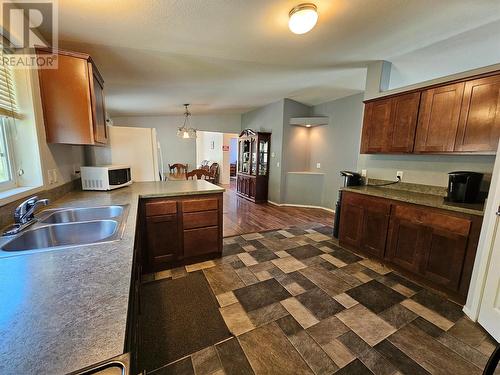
[[195, 131, 238, 185]]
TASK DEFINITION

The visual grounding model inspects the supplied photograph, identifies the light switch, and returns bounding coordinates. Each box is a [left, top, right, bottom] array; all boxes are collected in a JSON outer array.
[[277, 162, 280, 168]]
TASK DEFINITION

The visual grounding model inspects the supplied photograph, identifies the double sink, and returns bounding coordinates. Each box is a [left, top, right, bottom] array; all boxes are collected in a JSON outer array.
[[0, 205, 129, 255]]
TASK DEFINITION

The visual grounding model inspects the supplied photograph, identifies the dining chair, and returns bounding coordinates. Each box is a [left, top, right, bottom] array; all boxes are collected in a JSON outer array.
[[186, 169, 212, 180], [168, 163, 188, 174]]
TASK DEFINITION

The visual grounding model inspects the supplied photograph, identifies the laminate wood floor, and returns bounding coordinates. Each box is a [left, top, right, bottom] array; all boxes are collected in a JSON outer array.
[[222, 179, 333, 237]]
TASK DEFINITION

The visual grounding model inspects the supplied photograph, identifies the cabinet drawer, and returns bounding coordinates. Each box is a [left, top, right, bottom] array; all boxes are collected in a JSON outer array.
[[343, 192, 391, 214], [145, 200, 177, 216], [182, 198, 218, 213], [392, 205, 471, 236], [184, 226, 219, 257], [183, 210, 218, 229]]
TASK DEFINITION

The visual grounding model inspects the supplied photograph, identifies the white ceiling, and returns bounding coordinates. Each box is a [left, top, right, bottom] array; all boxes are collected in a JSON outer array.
[[54, 0, 500, 116]]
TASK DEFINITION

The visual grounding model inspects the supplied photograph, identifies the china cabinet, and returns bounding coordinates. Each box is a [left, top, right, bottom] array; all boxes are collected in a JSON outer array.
[[236, 130, 271, 202]]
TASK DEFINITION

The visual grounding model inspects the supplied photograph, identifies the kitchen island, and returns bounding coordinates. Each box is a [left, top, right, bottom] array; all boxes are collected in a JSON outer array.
[[0, 180, 224, 375]]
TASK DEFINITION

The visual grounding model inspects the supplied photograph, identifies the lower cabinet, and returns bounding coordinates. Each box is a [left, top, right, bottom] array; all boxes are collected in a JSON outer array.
[[339, 192, 390, 258], [339, 191, 481, 301], [142, 193, 223, 272], [145, 214, 179, 267]]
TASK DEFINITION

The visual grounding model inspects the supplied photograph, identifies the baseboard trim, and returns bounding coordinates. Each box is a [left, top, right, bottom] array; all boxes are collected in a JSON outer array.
[[267, 200, 335, 213]]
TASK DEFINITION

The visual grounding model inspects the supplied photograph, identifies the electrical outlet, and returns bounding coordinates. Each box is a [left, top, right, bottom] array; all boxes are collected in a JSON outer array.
[[316, 163, 321, 169], [361, 169, 367, 177], [396, 171, 404, 180], [52, 169, 58, 183], [271, 152, 275, 158], [47, 169, 54, 184]]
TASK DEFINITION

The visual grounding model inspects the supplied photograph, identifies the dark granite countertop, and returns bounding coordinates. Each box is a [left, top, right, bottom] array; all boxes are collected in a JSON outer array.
[[342, 185, 484, 216], [0, 180, 224, 375]]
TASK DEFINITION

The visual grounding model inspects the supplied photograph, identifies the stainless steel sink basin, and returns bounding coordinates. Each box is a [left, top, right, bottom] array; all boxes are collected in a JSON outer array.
[[0, 204, 129, 255], [39, 205, 125, 224], [2, 220, 119, 252]]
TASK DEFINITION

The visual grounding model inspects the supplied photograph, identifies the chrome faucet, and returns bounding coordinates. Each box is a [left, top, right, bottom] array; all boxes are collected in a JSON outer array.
[[14, 196, 50, 224], [2, 196, 50, 236]]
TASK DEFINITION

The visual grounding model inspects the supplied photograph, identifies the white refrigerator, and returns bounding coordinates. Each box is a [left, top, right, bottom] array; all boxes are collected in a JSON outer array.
[[107, 126, 164, 182]]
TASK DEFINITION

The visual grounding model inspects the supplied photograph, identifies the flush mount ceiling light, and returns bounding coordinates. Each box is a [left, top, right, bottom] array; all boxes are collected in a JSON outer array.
[[176, 104, 197, 139], [288, 3, 318, 34]]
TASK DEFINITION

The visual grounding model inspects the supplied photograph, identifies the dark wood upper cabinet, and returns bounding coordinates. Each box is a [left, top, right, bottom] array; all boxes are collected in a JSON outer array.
[[361, 70, 500, 154], [361, 98, 393, 153], [414, 82, 465, 153], [388, 92, 421, 153], [37, 47, 108, 145], [89, 64, 108, 144], [454, 75, 500, 153], [361, 93, 420, 154]]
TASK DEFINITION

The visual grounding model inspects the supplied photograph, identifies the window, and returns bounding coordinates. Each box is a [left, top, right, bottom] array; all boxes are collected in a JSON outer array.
[[0, 55, 21, 192]]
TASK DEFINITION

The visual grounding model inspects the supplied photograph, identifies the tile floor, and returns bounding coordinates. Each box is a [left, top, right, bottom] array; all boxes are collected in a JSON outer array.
[[143, 224, 498, 375]]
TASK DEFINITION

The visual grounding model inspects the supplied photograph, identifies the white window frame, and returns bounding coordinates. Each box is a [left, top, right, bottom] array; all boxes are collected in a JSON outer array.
[[0, 116, 17, 192]]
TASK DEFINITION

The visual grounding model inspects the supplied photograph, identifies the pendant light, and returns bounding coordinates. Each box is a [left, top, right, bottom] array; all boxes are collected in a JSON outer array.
[[176, 104, 197, 139], [288, 3, 318, 34]]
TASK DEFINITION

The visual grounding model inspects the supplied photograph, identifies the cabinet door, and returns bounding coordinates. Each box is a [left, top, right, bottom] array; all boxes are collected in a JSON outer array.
[[146, 214, 179, 268], [419, 223, 470, 291], [89, 63, 108, 144], [38, 53, 94, 144], [249, 177, 256, 199], [386, 217, 426, 273], [455, 75, 500, 152], [360, 98, 393, 153], [415, 82, 465, 152], [360, 208, 390, 258], [388, 92, 421, 153], [339, 202, 364, 249]]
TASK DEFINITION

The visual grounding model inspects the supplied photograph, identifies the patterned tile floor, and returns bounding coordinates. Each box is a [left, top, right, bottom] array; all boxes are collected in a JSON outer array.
[[143, 223, 499, 375]]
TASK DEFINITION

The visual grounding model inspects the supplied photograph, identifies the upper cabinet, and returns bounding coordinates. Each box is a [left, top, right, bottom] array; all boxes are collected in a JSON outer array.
[[361, 92, 420, 154], [414, 82, 465, 153], [455, 75, 500, 153], [36, 48, 108, 145], [361, 70, 500, 155]]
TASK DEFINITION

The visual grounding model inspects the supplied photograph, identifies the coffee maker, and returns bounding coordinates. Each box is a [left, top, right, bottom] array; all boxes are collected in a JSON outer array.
[[333, 171, 363, 238], [446, 171, 483, 203]]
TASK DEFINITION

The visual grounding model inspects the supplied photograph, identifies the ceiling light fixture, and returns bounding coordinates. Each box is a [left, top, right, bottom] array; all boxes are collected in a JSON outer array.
[[288, 3, 318, 34], [177, 104, 197, 139]]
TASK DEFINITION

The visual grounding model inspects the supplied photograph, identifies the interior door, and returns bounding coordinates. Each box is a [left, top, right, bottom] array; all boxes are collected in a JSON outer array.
[[478, 207, 500, 341]]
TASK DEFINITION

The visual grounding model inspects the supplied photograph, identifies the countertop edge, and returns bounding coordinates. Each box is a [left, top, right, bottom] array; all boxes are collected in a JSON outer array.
[[342, 187, 484, 217]]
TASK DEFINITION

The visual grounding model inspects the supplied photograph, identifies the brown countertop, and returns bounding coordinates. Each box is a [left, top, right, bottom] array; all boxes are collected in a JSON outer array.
[[342, 185, 484, 216]]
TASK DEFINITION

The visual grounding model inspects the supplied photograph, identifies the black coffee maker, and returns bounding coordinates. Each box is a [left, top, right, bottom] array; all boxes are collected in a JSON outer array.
[[446, 171, 483, 203], [333, 171, 363, 238]]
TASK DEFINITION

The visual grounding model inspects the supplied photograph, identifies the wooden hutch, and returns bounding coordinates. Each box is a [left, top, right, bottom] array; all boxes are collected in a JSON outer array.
[[236, 130, 271, 203]]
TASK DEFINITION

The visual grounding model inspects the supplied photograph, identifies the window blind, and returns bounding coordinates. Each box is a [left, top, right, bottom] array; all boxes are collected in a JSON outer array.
[[0, 52, 20, 119]]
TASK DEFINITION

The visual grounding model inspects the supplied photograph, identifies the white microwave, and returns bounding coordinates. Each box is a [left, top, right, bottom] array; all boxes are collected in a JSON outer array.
[[80, 165, 132, 191]]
